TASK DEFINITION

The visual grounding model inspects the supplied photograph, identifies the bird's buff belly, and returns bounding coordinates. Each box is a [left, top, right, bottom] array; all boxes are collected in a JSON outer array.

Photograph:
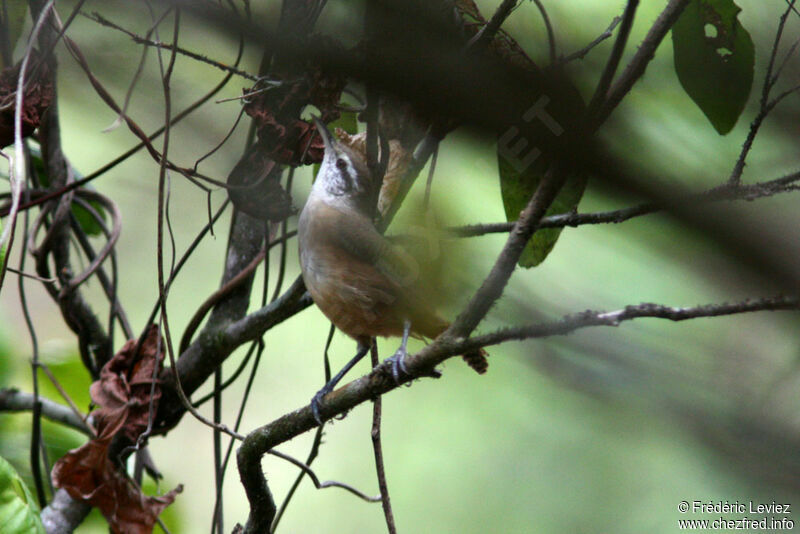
[[301, 260, 403, 340]]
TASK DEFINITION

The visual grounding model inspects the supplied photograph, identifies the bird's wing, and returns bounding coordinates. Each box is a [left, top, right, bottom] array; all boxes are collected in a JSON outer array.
[[311, 204, 448, 339], [321, 207, 422, 291]]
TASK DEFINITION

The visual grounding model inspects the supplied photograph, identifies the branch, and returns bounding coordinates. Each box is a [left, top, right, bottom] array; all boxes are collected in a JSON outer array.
[[560, 16, 621, 63], [0, 388, 91, 435], [467, 0, 520, 50], [238, 161, 568, 533], [450, 170, 800, 237], [597, 0, 691, 125], [449, 163, 569, 338], [87, 12, 260, 82], [164, 276, 311, 409], [587, 0, 639, 120], [462, 296, 800, 351], [532, 0, 556, 64], [235, 294, 799, 533], [370, 343, 396, 534], [39, 489, 91, 534], [728, 0, 797, 186]]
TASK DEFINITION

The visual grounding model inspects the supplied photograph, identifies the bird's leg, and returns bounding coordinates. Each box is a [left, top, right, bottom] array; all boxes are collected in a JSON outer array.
[[386, 319, 412, 384], [311, 341, 371, 424]]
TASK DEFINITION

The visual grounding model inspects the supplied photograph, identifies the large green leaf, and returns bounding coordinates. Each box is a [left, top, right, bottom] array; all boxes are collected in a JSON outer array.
[[0, 456, 45, 534], [498, 154, 587, 268], [672, 0, 754, 135]]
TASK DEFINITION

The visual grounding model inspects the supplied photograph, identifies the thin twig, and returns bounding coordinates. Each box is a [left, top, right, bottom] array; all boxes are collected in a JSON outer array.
[[0, 0, 55, 261], [152, 8, 244, 443], [192, 342, 258, 408], [597, 0, 691, 125], [449, 170, 800, 237], [0, 34, 246, 218], [212, 339, 264, 532], [461, 296, 800, 351], [560, 16, 621, 63], [88, 11, 260, 82], [370, 342, 397, 534], [0, 388, 92, 435], [532, 0, 556, 65], [213, 364, 224, 534], [267, 448, 380, 503], [179, 249, 266, 354], [101, 8, 172, 132], [467, 0, 520, 50], [4, 266, 57, 283], [423, 142, 438, 210], [587, 0, 639, 121], [144, 199, 231, 331], [59, 34, 219, 191], [270, 170, 293, 302], [728, 0, 797, 186]]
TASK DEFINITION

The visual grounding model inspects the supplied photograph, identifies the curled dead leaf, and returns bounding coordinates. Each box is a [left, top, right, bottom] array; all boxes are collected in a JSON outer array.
[[0, 53, 54, 147], [53, 325, 181, 534]]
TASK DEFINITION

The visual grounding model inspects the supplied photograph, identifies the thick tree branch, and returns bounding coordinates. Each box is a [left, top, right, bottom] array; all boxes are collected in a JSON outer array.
[[0, 388, 91, 435], [39, 489, 91, 534], [449, 164, 569, 338], [236, 294, 799, 533]]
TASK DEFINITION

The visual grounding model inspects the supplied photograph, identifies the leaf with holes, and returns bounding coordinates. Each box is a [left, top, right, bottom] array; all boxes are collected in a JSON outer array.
[[672, 0, 754, 134], [498, 154, 587, 268], [0, 456, 45, 534]]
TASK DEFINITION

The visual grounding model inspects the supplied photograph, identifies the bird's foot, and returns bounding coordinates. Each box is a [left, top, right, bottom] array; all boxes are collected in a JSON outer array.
[[385, 346, 411, 385], [311, 385, 332, 425]]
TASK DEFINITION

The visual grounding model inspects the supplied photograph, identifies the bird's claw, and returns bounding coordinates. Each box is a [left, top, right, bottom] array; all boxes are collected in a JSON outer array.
[[386, 347, 412, 386], [311, 387, 331, 425]]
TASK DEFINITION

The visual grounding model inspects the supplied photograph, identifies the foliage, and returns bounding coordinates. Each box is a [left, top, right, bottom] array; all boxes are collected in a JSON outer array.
[[672, 0, 754, 134], [0, 1, 798, 533]]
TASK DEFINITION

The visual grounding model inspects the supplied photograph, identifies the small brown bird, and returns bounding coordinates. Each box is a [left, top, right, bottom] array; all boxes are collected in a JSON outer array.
[[298, 118, 487, 422]]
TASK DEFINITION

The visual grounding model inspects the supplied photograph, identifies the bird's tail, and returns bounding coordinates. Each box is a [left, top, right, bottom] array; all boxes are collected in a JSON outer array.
[[462, 348, 489, 374]]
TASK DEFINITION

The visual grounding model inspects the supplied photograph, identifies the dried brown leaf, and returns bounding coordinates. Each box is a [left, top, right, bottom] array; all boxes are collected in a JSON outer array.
[[0, 54, 54, 147], [52, 325, 180, 534]]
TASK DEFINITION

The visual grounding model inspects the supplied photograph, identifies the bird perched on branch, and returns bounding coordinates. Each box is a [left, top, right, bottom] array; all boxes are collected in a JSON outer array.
[[298, 118, 488, 423]]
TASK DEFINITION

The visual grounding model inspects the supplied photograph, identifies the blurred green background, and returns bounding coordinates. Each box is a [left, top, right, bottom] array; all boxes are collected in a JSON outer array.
[[2, 1, 800, 532]]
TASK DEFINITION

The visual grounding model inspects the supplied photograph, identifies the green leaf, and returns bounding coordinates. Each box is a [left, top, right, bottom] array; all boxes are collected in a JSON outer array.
[[498, 154, 587, 268], [0, 456, 46, 534], [313, 111, 358, 178], [30, 148, 106, 236], [672, 0, 754, 135], [0, 2, 28, 69], [70, 200, 106, 236]]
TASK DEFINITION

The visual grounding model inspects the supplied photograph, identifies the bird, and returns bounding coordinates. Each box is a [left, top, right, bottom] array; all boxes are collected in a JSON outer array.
[[298, 118, 487, 423]]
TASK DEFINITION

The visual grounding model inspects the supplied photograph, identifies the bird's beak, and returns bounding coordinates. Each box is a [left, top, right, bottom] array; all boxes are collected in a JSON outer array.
[[312, 116, 334, 151]]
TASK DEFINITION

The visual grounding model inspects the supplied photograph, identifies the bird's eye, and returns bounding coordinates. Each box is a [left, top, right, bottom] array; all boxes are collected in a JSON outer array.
[[335, 158, 352, 190]]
